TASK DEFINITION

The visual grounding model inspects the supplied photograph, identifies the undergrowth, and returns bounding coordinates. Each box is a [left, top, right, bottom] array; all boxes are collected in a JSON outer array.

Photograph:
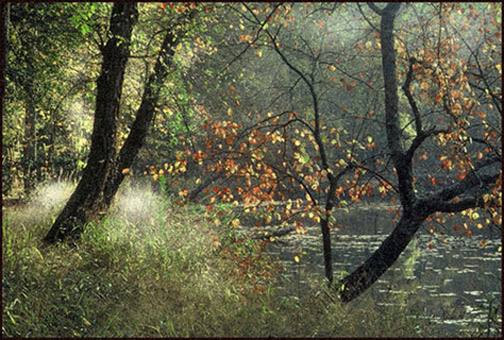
[[3, 182, 436, 337]]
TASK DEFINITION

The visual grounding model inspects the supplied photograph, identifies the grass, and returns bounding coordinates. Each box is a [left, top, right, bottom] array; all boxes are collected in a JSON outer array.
[[2, 181, 488, 337]]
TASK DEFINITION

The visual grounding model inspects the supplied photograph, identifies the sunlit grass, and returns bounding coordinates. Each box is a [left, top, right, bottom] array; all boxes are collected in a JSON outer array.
[[2, 181, 478, 337]]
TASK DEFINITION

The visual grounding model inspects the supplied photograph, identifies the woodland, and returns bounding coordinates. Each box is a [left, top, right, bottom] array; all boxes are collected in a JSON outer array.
[[2, 2, 502, 337]]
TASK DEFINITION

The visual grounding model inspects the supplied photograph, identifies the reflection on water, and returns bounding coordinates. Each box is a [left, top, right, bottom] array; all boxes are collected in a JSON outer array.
[[258, 206, 502, 337]]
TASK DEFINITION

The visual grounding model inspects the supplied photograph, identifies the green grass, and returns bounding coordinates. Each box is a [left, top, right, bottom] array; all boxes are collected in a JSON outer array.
[[2, 183, 443, 337]]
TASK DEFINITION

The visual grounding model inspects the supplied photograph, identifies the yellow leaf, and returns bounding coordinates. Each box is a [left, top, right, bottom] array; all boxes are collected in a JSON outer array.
[[232, 219, 240, 227], [420, 82, 430, 90], [121, 168, 130, 175], [294, 256, 300, 263], [257, 50, 262, 58], [153, 174, 159, 181], [328, 65, 336, 71]]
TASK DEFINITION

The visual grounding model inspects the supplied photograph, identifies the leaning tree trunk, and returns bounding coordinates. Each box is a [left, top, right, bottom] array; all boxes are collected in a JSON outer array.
[[102, 9, 197, 206], [337, 3, 500, 303], [338, 2, 417, 303], [102, 31, 178, 206], [44, 3, 138, 243], [338, 207, 428, 302]]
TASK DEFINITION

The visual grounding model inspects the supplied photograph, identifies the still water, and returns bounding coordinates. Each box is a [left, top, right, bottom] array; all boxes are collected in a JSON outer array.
[[257, 205, 502, 337]]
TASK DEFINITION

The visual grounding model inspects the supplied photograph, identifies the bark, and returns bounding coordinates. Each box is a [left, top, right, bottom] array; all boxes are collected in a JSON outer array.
[[102, 9, 197, 207], [320, 217, 333, 284], [338, 206, 429, 302], [22, 87, 37, 194], [102, 30, 179, 206], [1, 3, 8, 105], [44, 3, 138, 243], [337, 3, 500, 303]]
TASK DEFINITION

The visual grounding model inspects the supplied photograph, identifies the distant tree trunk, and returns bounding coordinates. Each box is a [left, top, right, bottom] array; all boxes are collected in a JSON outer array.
[[1, 2, 9, 106], [44, 3, 138, 243], [22, 86, 37, 195]]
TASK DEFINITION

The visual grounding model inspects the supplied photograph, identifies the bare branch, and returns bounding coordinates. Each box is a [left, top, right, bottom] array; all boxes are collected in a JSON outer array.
[[402, 57, 423, 135], [358, 3, 379, 31], [221, 3, 282, 73], [367, 3, 384, 16], [433, 196, 485, 213]]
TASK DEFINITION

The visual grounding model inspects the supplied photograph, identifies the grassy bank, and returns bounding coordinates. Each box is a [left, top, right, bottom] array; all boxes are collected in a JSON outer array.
[[3, 182, 441, 337]]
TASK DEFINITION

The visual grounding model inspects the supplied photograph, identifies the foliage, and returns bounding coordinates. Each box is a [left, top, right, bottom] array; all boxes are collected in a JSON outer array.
[[3, 1, 501, 332]]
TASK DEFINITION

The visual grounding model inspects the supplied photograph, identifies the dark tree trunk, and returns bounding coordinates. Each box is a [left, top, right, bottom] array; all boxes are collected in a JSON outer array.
[[338, 208, 428, 302], [22, 90, 37, 195], [337, 3, 500, 303], [320, 217, 333, 284], [102, 9, 197, 207], [44, 3, 138, 243], [1, 3, 9, 106], [337, 2, 416, 303], [102, 30, 180, 206]]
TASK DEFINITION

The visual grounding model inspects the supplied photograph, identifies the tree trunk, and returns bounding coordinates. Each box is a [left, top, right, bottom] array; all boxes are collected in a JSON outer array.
[[44, 3, 138, 243], [22, 92, 36, 195], [101, 9, 198, 207], [337, 3, 499, 303], [1, 3, 9, 106], [102, 30, 180, 206], [338, 3, 414, 302], [320, 217, 333, 284], [338, 210, 427, 302]]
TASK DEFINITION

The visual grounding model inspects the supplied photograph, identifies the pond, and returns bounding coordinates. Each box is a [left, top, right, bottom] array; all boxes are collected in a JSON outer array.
[[254, 205, 502, 337]]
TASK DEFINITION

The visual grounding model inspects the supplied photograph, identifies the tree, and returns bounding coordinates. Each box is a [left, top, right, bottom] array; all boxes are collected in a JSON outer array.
[[3, 3, 99, 196], [337, 3, 501, 302], [172, 2, 384, 286], [158, 2, 500, 303], [44, 3, 199, 243], [44, 3, 138, 243], [1, 2, 9, 122]]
